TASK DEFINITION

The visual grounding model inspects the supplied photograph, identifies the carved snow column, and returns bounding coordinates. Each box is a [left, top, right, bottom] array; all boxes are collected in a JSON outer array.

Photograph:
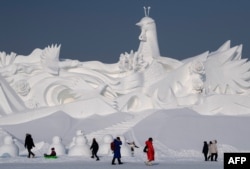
[[136, 7, 160, 65]]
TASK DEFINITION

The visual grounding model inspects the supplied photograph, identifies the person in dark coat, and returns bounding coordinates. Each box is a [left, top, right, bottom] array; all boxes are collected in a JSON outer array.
[[111, 137, 123, 165], [90, 138, 99, 161], [24, 133, 35, 158], [202, 141, 209, 161]]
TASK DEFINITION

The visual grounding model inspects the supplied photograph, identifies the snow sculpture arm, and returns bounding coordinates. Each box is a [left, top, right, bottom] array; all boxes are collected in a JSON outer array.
[[118, 50, 148, 73], [41, 44, 61, 75], [0, 52, 16, 67], [204, 43, 250, 95]]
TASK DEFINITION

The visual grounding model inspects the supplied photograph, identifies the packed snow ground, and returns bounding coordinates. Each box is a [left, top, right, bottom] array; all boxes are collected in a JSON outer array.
[[0, 108, 249, 169], [0, 155, 222, 169]]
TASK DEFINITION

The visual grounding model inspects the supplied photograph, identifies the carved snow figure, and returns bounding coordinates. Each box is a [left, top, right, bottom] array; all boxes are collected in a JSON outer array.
[[98, 134, 113, 156], [68, 130, 91, 156], [47, 136, 66, 156], [0, 135, 19, 157], [136, 6, 160, 64]]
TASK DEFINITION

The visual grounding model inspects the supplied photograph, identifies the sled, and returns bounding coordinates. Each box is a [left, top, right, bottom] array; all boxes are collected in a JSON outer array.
[[44, 155, 58, 159]]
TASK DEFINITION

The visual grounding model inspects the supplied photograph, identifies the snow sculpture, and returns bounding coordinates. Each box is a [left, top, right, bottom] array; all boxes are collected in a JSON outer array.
[[47, 136, 66, 156], [68, 130, 91, 156], [0, 135, 19, 157], [0, 7, 250, 119], [98, 134, 113, 156]]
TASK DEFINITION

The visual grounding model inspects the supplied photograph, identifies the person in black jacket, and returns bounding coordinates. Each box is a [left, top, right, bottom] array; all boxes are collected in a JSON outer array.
[[90, 138, 99, 161], [24, 133, 35, 158], [202, 141, 209, 161]]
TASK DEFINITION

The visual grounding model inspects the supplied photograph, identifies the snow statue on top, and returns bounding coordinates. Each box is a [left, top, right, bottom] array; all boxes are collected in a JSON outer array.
[[0, 7, 250, 123]]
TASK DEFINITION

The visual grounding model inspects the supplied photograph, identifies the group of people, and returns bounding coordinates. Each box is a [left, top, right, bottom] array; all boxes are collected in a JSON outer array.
[[24, 133, 155, 165], [202, 140, 218, 161], [111, 137, 155, 166], [25, 133, 220, 165]]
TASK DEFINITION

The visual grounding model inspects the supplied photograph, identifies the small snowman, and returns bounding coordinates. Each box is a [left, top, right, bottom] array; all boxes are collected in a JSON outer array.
[[0, 135, 19, 157], [98, 134, 113, 156], [68, 130, 91, 156], [47, 136, 66, 156]]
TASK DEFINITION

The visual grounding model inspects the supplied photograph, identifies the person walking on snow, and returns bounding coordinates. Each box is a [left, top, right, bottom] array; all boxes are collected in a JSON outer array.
[[111, 137, 123, 165], [202, 141, 209, 161], [90, 138, 100, 161], [207, 141, 213, 161], [145, 137, 155, 166], [24, 133, 35, 158], [210, 140, 218, 161]]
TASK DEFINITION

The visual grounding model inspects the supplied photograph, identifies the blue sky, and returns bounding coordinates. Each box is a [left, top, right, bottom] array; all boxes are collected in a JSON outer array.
[[0, 0, 250, 63]]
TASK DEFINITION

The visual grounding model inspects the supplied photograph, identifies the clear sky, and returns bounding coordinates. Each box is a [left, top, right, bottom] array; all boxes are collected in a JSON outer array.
[[0, 0, 250, 63]]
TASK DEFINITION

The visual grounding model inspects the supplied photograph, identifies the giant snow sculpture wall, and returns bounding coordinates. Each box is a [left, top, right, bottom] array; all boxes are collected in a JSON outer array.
[[0, 7, 250, 120]]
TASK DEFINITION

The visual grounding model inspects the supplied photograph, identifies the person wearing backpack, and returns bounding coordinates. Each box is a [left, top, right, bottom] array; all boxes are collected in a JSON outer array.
[[111, 137, 123, 165]]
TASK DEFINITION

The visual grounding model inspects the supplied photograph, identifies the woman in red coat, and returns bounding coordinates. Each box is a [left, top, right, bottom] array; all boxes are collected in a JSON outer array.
[[145, 137, 155, 165]]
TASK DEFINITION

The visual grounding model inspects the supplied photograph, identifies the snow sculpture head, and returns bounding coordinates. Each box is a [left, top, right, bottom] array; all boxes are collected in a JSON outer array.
[[52, 136, 61, 144], [4, 135, 14, 145], [136, 7, 160, 64], [75, 136, 87, 145], [76, 130, 84, 136]]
